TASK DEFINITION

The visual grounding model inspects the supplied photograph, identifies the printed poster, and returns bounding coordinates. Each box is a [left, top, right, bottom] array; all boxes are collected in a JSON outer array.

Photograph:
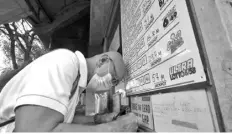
[[120, 0, 207, 95]]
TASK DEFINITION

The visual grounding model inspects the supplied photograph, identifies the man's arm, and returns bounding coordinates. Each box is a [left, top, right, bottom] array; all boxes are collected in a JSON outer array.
[[14, 105, 137, 132], [72, 115, 94, 124], [72, 112, 118, 124], [72, 105, 94, 124], [54, 113, 137, 132], [53, 122, 112, 132], [14, 105, 109, 132]]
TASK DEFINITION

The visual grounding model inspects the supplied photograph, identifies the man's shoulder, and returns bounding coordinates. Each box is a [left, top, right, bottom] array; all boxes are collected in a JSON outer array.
[[38, 49, 78, 64], [49, 49, 75, 57], [28, 49, 80, 77]]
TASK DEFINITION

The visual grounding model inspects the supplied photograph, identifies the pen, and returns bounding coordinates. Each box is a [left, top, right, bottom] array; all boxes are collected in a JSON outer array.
[[112, 109, 126, 121]]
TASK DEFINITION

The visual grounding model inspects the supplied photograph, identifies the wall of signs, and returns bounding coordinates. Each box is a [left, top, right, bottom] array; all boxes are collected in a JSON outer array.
[[120, 0, 207, 95], [151, 90, 215, 132], [131, 96, 154, 130]]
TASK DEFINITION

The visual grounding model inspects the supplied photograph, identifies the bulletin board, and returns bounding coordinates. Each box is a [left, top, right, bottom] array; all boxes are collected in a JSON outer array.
[[120, 0, 208, 95], [151, 90, 215, 132], [129, 90, 215, 132]]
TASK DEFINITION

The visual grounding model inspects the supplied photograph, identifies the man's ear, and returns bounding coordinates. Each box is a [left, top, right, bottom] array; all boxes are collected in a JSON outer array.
[[96, 58, 103, 68]]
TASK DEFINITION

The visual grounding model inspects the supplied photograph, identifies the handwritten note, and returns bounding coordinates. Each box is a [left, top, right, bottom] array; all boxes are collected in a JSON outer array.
[[151, 90, 215, 132]]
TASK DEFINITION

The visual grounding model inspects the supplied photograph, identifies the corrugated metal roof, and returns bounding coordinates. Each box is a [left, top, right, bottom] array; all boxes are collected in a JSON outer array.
[[0, 0, 31, 24]]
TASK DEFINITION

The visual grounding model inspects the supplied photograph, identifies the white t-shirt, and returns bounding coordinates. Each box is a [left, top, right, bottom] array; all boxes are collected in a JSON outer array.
[[0, 49, 88, 132]]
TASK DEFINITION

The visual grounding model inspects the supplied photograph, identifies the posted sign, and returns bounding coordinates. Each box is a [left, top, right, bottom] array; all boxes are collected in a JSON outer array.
[[131, 96, 154, 130], [151, 90, 215, 132], [120, 0, 206, 95]]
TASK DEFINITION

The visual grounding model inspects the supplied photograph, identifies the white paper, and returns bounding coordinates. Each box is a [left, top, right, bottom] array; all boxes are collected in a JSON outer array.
[[151, 90, 215, 132]]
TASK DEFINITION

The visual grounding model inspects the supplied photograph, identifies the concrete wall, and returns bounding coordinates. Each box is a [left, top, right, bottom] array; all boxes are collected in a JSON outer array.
[[191, 0, 232, 131]]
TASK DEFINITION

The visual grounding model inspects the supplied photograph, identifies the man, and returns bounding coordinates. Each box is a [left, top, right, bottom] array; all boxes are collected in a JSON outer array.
[[0, 49, 138, 132], [0, 60, 31, 92]]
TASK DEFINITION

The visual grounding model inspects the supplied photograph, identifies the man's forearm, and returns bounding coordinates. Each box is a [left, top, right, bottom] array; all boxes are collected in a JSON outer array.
[[53, 123, 112, 132], [53, 114, 138, 132], [72, 115, 94, 124]]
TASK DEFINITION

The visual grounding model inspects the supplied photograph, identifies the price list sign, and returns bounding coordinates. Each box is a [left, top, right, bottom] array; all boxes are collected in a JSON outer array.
[[120, 0, 207, 95], [131, 96, 154, 130]]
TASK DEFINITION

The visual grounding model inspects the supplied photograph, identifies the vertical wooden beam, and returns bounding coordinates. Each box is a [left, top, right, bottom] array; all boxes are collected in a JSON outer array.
[[35, 0, 53, 23], [89, 0, 114, 47], [86, 0, 115, 115]]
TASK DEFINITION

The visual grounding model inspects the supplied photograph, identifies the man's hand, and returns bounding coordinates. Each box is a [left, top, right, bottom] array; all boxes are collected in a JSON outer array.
[[15, 104, 138, 132], [95, 112, 118, 124]]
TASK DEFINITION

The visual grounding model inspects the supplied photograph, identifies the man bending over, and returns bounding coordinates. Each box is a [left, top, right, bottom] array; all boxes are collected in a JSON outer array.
[[0, 49, 138, 132]]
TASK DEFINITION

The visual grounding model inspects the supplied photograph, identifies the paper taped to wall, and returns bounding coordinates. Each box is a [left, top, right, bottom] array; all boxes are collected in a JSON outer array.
[[151, 90, 215, 132]]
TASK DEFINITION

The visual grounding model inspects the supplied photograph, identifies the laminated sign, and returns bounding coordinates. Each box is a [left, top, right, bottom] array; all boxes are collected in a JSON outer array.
[[151, 90, 215, 132], [131, 96, 154, 130], [120, 0, 207, 95]]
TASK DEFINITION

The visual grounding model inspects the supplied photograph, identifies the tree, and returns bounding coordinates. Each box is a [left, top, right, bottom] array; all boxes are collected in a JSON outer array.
[[0, 19, 47, 69]]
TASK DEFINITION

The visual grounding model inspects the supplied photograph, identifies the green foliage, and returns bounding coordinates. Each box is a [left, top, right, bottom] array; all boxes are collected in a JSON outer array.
[[0, 19, 48, 69]]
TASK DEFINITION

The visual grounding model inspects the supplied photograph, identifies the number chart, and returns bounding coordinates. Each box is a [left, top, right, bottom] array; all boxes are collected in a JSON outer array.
[[120, 0, 207, 95]]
